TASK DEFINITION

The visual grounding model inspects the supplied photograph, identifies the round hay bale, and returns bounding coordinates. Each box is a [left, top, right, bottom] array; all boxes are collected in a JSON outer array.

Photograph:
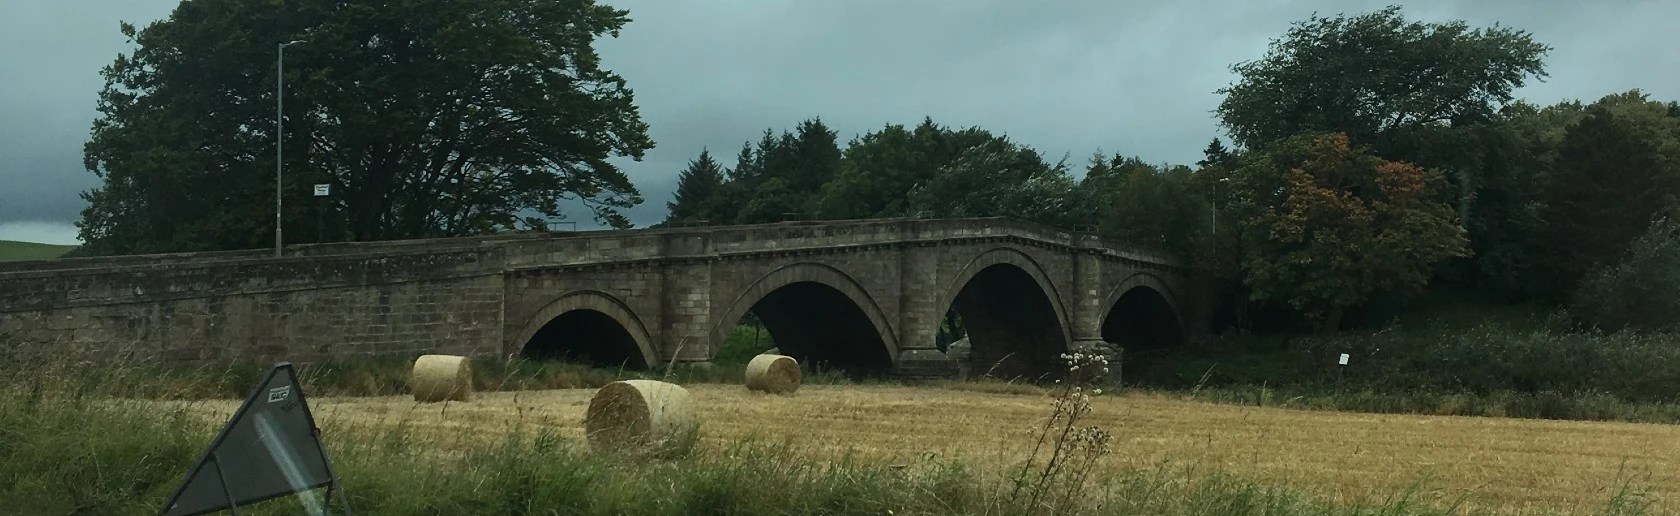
[[409, 355, 473, 402], [586, 380, 698, 457], [744, 354, 801, 394]]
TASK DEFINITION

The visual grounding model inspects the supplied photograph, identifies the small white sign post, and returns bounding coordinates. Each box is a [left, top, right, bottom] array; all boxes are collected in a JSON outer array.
[[311, 184, 331, 243], [1336, 353, 1350, 383]]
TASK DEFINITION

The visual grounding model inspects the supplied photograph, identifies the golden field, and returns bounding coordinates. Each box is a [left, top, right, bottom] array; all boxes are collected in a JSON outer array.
[[186, 384, 1678, 514]]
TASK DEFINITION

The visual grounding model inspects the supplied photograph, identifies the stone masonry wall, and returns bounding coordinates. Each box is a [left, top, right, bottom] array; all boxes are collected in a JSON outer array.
[[0, 218, 1192, 370], [0, 247, 506, 365]]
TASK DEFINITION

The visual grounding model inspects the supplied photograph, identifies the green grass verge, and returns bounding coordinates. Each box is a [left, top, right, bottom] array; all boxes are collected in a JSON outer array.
[[0, 240, 76, 262]]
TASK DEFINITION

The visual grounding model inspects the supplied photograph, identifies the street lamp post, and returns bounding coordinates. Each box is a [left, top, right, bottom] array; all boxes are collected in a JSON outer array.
[[1213, 177, 1230, 235], [275, 39, 305, 258]]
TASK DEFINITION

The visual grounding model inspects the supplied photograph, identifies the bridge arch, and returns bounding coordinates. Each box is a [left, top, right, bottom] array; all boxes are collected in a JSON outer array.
[[1100, 272, 1183, 326], [512, 290, 658, 369], [1100, 272, 1185, 379], [938, 247, 1073, 380], [711, 262, 899, 373]]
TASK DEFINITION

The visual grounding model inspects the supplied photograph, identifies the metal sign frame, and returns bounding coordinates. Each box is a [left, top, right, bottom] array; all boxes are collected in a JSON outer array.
[[159, 362, 351, 516]]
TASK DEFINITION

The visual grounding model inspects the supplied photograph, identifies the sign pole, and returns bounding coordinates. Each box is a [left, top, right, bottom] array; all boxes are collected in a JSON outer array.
[[305, 382, 351, 515], [313, 184, 330, 244], [211, 453, 240, 516]]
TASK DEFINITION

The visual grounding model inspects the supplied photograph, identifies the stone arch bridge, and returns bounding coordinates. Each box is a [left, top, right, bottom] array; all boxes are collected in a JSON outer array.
[[0, 218, 1198, 378]]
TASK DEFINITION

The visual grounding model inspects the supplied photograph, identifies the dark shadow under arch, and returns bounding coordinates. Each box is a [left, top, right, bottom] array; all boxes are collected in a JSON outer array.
[[946, 263, 1070, 380], [937, 248, 1073, 381], [711, 263, 898, 376], [513, 291, 656, 369], [1101, 284, 1184, 382], [745, 281, 894, 375], [522, 309, 648, 368]]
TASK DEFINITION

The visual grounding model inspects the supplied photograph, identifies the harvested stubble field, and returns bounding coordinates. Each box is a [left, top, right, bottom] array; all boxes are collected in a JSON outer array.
[[181, 384, 1679, 514]]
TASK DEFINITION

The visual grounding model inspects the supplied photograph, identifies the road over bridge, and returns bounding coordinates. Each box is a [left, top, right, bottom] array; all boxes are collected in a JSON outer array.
[[0, 218, 1199, 378]]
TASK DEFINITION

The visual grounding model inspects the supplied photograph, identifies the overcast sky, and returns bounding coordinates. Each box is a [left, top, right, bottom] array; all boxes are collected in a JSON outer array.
[[2, 0, 1676, 245]]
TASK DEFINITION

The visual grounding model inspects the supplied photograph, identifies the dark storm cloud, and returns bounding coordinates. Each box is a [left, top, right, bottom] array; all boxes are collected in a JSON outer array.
[[0, 0, 180, 243], [4, 0, 1678, 242]]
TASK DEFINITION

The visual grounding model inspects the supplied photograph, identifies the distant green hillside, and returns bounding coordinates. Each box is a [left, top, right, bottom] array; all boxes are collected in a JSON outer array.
[[0, 240, 77, 262]]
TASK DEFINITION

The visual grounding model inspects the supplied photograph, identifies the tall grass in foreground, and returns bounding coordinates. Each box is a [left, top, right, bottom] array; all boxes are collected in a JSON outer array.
[[0, 358, 1659, 515]]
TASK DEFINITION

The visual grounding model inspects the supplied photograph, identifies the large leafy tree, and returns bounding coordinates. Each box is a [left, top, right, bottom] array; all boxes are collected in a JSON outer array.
[[1216, 6, 1547, 301], [1539, 93, 1680, 292], [811, 120, 943, 220], [79, 0, 651, 254], [1079, 154, 1208, 256], [1228, 133, 1469, 332], [812, 118, 1054, 221], [1451, 109, 1546, 299], [906, 141, 1080, 228], [735, 177, 803, 224], [685, 116, 1078, 230], [1570, 212, 1680, 333], [1217, 6, 1548, 154], [664, 149, 726, 224]]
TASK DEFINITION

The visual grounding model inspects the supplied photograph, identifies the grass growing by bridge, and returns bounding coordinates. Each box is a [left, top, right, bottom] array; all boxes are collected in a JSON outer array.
[[2, 359, 1663, 515], [0, 240, 75, 262], [105, 322, 1680, 427]]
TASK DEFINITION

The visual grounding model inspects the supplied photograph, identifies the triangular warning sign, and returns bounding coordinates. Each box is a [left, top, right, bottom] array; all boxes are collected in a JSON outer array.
[[159, 363, 348, 516]]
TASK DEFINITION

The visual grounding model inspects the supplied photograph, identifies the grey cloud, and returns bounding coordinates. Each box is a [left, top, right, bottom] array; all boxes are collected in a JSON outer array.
[[1, 0, 180, 242], [5, 0, 1678, 241]]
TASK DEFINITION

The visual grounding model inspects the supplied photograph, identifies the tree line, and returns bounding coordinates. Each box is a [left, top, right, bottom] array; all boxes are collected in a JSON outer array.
[[78, 3, 1679, 333], [663, 6, 1680, 333]]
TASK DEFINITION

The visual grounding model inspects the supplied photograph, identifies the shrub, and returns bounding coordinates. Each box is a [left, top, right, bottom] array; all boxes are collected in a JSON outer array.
[[713, 321, 776, 366], [1134, 293, 1680, 420], [1571, 214, 1680, 332], [1010, 351, 1114, 514]]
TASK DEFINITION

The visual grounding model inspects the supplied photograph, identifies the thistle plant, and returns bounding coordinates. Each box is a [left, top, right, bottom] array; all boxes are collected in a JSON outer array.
[[1009, 350, 1116, 514]]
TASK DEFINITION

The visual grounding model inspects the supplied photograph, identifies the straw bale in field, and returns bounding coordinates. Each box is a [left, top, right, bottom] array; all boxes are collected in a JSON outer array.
[[585, 379, 698, 457], [409, 354, 473, 402], [744, 353, 801, 394]]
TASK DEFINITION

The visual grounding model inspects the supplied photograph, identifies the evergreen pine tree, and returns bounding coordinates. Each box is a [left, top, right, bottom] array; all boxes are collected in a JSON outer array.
[[666, 149, 726, 223], [1198, 138, 1233, 168], [789, 117, 841, 195]]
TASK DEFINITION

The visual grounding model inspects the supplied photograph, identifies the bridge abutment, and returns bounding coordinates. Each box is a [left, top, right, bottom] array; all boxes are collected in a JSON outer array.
[[894, 349, 959, 379]]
